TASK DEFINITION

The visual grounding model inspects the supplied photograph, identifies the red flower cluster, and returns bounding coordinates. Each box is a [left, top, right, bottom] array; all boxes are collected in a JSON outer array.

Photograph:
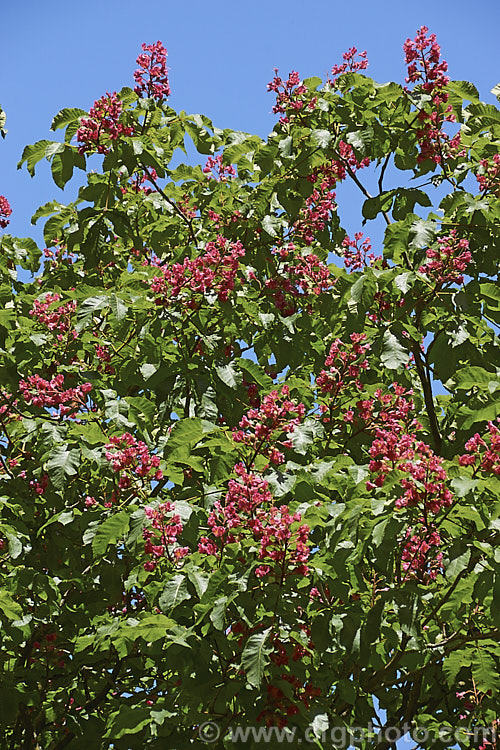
[[19, 375, 92, 415], [403, 26, 449, 91], [477, 154, 500, 194], [29, 473, 49, 496], [403, 26, 463, 164], [198, 462, 310, 578], [105, 433, 163, 491], [366, 392, 453, 514], [0, 195, 12, 228], [151, 235, 245, 305], [42, 243, 76, 268], [342, 232, 378, 271], [401, 525, 443, 582], [317, 332, 370, 398], [308, 142, 370, 191], [76, 93, 134, 155], [203, 155, 236, 181], [29, 293, 77, 340], [293, 188, 337, 246], [458, 420, 500, 476], [134, 41, 170, 99], [267, 70, 314, 124], [258, 677, 321, 726], [265, 244, 334, 316], [329, 47, 369, 86], [418, 230, 471, 285], [142, 502, 189, 571], [233, 385, 305, 466], [121, 168, 158, 196]]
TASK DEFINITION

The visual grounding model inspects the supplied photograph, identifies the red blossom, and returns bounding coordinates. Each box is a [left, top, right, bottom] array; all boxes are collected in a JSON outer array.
[[329, 47, 369, 86], [232, 385, 305, 466], [403, 27, 464, 164], [29, 293, 77, 341], [418, 230, 471, 285], [477, 154, 500, 193], [316, 332, 370, 398], [458, 419, 500, 476], [0, 195, 12, 228], [104, 433, 163, 493], [76, 93, 134, 155], [151, 235, 245, 305], [341, 232, 379, 271], [267, 69, 309, 124], [19, 375, 92, 416], [203, 155, 236, 181], [134, 41, 170, 99], [142, 502, 188, 571]]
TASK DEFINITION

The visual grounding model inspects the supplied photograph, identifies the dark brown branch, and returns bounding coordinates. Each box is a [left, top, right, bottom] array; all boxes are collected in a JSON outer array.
[[409, 340, 442, 454]]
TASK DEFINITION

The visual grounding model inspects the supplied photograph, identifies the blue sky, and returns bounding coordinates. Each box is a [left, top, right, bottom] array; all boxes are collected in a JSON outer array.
[[1, 0, 499, 245]]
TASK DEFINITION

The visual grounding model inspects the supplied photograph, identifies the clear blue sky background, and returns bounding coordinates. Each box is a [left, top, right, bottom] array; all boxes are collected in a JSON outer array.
[[1, 0, 499, 245]]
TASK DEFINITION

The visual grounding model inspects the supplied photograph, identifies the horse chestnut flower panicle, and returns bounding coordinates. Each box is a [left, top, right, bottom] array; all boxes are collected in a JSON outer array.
[[151, 235, 245, 305], [142, 503, 188, 571], [19, 375, 92, 415], [458, 419, 500, 475], [232, 385, 305, 466], [403, 26, 464, 164], [203, 155, 236, 182], [267, 69, 310, 124], [29, 293, 77, 340], [0, 195, 12, 228], [341, 232, 379, 271], [198, 462, 311, 577], [477, 154, 500, 194], [76, 92, 134, 155], [329, 46, 369, 86], [401, 525, 443, 582], [134, 41, 170, 99], [418, 231, 471, 286], [317, 332, 370, 396], [104, 433, 163, 490]]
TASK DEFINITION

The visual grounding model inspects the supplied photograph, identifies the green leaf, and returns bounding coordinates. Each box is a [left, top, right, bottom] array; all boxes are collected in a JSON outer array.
[[104, 708, 150, 739], [46, 446, 80, 488], [51, 108, 87, 131], [186, 566, 210, 599], [311, 129, 332, 148], [0, 592, 23, 620], [381, 330, 409, 369], [159, 575, 191, 611], [241, 628, 272, 688], [287, 418, 323, 455], [445, 548, 470, 580], [92, 512, 130, 557], [17, 140, 53, 176], [448, 80, 480, 102], [449, 366, 499, 392], [215, 362, 241, 389]]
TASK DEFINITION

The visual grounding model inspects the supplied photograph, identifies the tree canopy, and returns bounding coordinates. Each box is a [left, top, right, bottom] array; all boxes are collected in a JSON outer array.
[[1, 29, 500, 749]]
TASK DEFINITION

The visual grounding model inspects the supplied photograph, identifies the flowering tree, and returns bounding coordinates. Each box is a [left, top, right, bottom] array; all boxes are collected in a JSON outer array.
[[1, 30, 500, 749]]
